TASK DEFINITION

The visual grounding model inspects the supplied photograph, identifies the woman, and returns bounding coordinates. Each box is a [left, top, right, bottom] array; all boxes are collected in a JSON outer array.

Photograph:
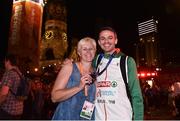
[[51, 37, 96, 120]]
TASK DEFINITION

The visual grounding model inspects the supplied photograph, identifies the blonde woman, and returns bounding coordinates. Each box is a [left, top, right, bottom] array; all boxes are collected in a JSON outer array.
[[51, 37, 96, 120]]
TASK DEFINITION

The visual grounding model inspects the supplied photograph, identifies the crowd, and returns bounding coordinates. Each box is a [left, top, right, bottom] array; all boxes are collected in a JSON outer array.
[[0, 61, 58, 120], [22, 77, 57, 119]]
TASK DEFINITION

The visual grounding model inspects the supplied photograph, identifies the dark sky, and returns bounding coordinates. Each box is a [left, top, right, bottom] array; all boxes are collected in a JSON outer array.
[[66, 0, 179, 46], [0, 0, 13, 61], [67, 0, 180, 62], [1, 0, 180, 63]]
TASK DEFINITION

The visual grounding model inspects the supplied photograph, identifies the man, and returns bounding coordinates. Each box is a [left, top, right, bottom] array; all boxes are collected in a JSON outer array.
[[0, 53, 24, 119], [94, 26, 144, 120]]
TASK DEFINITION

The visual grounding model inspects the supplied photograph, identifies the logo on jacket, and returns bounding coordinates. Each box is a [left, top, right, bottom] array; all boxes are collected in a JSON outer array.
[[97, 81, 117, 88]]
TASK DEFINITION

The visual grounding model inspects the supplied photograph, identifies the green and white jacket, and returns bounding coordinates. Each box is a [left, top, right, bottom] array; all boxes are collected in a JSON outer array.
[[93, 50, 144, 120]]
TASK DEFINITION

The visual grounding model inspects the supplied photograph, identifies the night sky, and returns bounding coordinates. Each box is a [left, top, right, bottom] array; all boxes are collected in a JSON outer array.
[[67, 0, 180, 64], [0, 0, 13, 61], [1, 0, 180, 64]]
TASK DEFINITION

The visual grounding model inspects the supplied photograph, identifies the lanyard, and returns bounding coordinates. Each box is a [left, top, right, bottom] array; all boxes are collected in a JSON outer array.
[[78, 62, 92, 75], [78, 62, 83, 76], [96, 51, 116, 77]]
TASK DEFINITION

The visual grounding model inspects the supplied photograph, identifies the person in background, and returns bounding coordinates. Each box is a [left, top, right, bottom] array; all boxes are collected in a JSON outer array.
[[31, 79, 45, 119], [94, 26, 144, 120], [0, 53, 24, 119], [51, 37, 96, 120], [172, 81, 180, 118], [168, 83, 177, 116]]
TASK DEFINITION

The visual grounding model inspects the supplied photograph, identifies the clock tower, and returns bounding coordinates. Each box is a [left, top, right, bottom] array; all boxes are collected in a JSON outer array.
[[40, 0, 68, 68]]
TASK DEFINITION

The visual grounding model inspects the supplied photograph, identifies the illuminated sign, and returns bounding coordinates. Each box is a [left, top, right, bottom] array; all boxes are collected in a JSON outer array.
[[138, 19, 157, 36]]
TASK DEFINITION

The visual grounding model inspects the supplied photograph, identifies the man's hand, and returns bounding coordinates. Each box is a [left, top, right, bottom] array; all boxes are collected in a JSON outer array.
[[62, 58, 73, 66], [0, 86, 9, 104]]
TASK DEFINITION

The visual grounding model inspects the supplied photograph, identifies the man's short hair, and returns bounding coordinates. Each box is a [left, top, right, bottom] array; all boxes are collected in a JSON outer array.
[[98, 26, 116, 33], [5, 53, 17, 66], [98, 26, 117, 38]]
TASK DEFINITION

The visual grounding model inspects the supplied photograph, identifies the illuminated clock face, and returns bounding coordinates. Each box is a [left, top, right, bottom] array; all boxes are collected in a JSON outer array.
[[45, 30, 54, 39], [61, 32, 67, 41]]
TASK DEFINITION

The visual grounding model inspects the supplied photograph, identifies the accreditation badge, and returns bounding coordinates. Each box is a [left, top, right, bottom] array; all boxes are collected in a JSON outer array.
[[80, 100, 95, 120]]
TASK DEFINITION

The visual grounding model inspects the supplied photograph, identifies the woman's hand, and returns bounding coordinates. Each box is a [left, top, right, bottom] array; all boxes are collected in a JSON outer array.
[[79, 73, 93, 96], [79, 74, 93, 89]]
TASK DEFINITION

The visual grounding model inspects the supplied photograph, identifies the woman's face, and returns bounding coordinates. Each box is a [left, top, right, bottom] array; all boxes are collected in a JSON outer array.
[[78, 41, 96, 62]]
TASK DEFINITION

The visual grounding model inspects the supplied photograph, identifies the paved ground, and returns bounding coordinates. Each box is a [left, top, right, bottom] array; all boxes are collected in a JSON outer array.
[[144, 105, 178, 120]]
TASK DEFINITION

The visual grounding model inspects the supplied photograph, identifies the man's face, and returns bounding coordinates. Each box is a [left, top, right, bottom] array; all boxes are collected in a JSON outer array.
[[98, 30, 117, 54]]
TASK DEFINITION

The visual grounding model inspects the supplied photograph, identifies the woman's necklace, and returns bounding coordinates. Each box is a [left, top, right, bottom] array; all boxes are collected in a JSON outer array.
[[78, 62, 92, 75]]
